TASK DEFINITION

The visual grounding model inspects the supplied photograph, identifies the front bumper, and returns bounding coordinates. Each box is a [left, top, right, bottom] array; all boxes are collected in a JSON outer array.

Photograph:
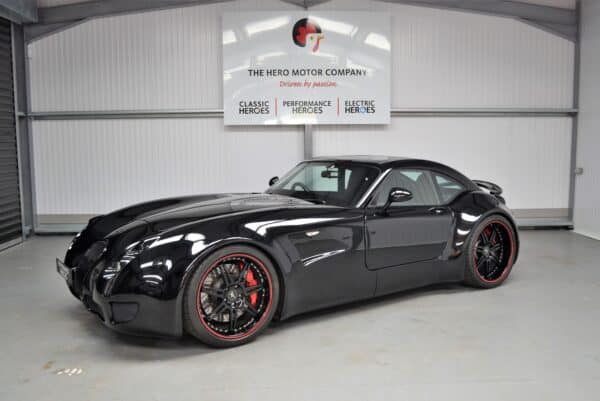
[[56, 257, 182, 338]]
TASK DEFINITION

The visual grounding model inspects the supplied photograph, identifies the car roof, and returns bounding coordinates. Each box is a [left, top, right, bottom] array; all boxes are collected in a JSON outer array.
[[306, 155, 478, 189], [309, 155, 440, 169], [310, 155, 406, 164]]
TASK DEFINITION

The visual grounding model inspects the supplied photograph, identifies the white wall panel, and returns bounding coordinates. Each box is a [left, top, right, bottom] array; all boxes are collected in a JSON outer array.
[[28, 0, 297, 112], [29, 0, 574, 111], [313, 117, 572, 210], [574, 0, 600, 239], [313, 0, 575, 108], [27, 0, 576, 222], [32, 119, 302, 215]]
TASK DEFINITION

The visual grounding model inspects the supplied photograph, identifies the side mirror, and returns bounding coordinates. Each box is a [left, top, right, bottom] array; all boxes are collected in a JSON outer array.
[[268, 176, 279, 186], [383, 187, 413, 209]]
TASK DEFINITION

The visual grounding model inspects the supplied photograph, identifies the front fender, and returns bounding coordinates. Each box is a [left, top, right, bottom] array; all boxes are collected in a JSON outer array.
[[106, 219, 294, 336]]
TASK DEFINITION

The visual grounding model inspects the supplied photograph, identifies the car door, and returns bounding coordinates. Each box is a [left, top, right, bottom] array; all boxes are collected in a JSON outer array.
[[262, 162, 379, 317], [365, 168, 453, 270]]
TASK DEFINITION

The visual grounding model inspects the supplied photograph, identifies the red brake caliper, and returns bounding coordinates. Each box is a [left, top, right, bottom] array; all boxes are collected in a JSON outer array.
[[245, 269, 258, 307], [485, 227, 492, 242]]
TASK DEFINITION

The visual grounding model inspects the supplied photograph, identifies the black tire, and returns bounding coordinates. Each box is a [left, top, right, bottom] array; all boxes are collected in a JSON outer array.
[[183, 245, 280, 348], [464, 214, 517, 289]]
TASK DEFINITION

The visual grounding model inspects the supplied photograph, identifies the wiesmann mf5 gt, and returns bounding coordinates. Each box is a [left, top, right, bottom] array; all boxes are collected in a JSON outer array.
[[57, 156, 518, 347]]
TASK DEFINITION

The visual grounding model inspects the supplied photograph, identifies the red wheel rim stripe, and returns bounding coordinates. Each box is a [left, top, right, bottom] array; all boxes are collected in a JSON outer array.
[[195, 252, 273, 340], [472, 220, 515, 283]]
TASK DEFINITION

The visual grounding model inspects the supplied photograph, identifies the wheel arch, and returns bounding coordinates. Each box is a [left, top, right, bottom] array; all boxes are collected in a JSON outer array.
[[465, 209, 520, 270], [484, 210, 520, 263], [178, 238, 288, 326]]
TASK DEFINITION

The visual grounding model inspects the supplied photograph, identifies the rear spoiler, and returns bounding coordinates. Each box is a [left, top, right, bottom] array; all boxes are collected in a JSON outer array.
[[473, 180, 505, 203]]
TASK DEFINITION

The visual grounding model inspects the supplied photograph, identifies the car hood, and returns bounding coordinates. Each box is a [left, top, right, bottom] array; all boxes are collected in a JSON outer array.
[[98, 193, 314, 238], [66, 193, 315, 266], [139, 193, 311, 224]]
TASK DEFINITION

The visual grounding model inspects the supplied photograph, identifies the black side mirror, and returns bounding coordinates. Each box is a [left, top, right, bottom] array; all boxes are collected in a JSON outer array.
[[268, 176, 279, 186], [383, 187, 413, 210]]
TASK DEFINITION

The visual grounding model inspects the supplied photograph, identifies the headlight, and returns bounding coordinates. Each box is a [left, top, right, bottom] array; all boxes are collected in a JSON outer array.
[[67, 230, 83, 251], [104, 236, 159, 275]]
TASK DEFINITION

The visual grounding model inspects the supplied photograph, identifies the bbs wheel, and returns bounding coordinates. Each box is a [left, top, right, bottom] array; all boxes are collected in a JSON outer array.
[[464, 215, 517, 288], [183, 245, 279, 347]]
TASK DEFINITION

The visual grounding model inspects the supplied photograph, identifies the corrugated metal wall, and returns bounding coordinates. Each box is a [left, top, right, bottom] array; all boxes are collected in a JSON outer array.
[[27, 0, 576, 227], [314, 117, 572, 212], [29, 1, 575, 110], [0, 18, 23, 249], [313, 1, 575, 108], [29, 0, 298, 111], [311, 0, 575, 220], [30, 0, 303, 227], [32, 119, 302, 215]]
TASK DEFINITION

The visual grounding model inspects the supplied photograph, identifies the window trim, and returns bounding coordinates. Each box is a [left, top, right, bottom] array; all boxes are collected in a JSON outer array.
[[431, 171, 468, 205], [365, 168, 443, 209], [355, 168, 391, 208], [363, 167, 474, 209]]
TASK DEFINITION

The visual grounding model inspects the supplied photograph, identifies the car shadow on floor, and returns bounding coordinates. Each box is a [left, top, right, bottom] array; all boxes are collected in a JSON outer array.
[[64, 281, 483, 357], [63, 303, 219, 360], [266, 282, 477, 334]]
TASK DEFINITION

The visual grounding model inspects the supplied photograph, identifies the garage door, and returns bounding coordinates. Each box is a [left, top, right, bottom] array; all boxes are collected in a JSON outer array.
[[0, 17, 22, 251]]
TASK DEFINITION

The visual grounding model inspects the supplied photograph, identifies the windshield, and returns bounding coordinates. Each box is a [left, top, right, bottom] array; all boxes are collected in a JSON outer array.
[[266, 161, 380, 207]]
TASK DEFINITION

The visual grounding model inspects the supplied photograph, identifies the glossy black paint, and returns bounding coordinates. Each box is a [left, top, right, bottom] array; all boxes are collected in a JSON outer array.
[[59, 157, 519, 338]]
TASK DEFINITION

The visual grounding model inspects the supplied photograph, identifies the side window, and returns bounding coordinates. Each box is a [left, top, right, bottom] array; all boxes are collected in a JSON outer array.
[[369, 169, 441, 207], [433, 173, 465, 203]]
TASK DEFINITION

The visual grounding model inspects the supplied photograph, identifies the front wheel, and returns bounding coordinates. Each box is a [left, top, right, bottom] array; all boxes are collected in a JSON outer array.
[[183, 245, 279, 347], [464, 215, 517, 288]]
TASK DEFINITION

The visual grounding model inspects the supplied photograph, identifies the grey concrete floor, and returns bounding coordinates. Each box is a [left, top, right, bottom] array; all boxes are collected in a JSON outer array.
[[1, 231, 599, 401]]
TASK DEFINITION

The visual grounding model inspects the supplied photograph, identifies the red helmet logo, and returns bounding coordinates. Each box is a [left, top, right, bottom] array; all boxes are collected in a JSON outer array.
[[292, 18, 324, 52]]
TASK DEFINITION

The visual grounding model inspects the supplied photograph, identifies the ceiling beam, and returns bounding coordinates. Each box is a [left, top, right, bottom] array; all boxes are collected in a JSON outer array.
[[280, 0, 332, 8], [24, 19, 87, 42], [520, 19, 577, 42], [378, 0, 577, 41], [0, 0, 37, 23], [25, 0, 233, 42], [25, 0, 579, 42], [34, 0, 232, 25], [378, 0, 575, 25]]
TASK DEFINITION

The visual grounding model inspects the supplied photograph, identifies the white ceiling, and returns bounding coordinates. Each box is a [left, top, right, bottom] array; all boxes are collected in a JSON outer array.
[[35, 0, 577, 10]]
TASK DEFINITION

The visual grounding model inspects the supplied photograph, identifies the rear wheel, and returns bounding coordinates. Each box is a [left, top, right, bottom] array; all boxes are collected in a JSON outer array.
[[464, 215, 517, 288], [183, 245, 279, 347]]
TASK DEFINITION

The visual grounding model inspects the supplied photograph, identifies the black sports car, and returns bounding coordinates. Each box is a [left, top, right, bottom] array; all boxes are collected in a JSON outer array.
[[57, 156, 519, 347]]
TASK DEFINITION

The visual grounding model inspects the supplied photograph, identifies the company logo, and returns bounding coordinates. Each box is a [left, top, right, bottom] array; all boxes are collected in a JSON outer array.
[[292, 18, 324, 53]]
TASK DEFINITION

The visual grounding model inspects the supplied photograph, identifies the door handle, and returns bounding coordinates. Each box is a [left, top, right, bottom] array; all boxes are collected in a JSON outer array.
[[429, 207, 447, 215]]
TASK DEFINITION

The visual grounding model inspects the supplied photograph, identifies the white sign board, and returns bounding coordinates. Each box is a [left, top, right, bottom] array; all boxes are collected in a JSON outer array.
[[223, 12, 391, 125]]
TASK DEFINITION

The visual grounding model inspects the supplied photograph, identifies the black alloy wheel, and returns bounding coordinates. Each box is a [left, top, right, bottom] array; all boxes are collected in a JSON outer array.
[[184, 245, 279, 347], [465, 215, 516, 288]]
